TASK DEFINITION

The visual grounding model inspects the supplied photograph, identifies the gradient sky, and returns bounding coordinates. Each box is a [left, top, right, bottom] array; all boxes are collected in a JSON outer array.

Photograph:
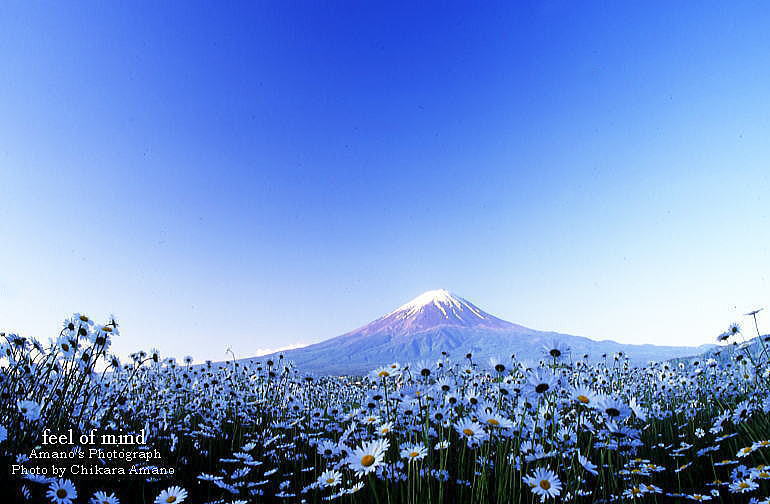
[[1, 1, 769, 361]]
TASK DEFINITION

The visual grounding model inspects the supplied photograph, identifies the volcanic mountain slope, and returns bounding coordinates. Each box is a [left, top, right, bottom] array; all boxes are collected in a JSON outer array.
[[260, 290, 713, 375]]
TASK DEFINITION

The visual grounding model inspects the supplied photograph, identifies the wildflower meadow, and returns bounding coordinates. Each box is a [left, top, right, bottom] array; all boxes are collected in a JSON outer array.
[[1, 313, 769, 503]]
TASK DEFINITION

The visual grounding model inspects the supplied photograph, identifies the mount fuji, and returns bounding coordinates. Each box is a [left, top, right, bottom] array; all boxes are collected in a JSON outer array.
[[258, 289, 712, 375]]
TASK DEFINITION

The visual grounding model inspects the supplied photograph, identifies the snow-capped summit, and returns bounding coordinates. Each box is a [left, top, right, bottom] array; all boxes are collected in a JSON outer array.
[[364, 289, 520, 335], [387, 289, 487, 320]]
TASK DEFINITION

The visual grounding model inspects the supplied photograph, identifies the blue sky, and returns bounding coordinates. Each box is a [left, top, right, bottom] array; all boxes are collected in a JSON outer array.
[[1, 1, 769, 360]]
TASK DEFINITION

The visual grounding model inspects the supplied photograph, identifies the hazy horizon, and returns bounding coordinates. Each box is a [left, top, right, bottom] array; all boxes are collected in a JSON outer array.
[[2, 2, 769, 360]]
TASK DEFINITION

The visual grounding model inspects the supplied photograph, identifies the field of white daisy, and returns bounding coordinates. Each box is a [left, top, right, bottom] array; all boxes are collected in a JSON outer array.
[[1, 314, 769, 503]]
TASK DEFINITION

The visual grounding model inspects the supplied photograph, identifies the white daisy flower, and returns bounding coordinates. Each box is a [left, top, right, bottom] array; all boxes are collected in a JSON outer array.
[[90, 491, 120, 504], [345, 438, 389, 476], [317, 469, 342, 488], [728, 479, 757, 494], [525, 467, 562, 500], [46, 479, 77, 504], [371, 366, 399, 379], [154, 486, 188, 504], [454, 419, 486, 443], [377, 421, 394, 436], [399, 442, 428, 462]]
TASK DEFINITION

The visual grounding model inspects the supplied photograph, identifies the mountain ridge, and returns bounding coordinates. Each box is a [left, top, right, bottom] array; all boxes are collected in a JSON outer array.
[[254, 290, 714, 375]]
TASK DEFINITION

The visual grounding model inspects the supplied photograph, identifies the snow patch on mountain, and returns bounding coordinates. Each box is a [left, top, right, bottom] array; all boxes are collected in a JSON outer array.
[[254, 342, 308, 356]]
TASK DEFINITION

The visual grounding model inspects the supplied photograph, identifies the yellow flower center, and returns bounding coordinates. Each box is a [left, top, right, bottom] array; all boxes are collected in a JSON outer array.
[[361, 455, 376, 467], [577, 395, 590, 403], [102, 326, 112, 332], [741, 447, 752, 454], [738, 482, 749, 489], [539, 480, 551, 490], [79, 315, 89, 322], [378, 371, 390, 377], [326, 478, 335, 484], [758, 472, 770, 478], [487, 419, 500, 426], [57, 490, 67, 498], [462, 428, 474, 436], [410, 451, 419, 458]]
